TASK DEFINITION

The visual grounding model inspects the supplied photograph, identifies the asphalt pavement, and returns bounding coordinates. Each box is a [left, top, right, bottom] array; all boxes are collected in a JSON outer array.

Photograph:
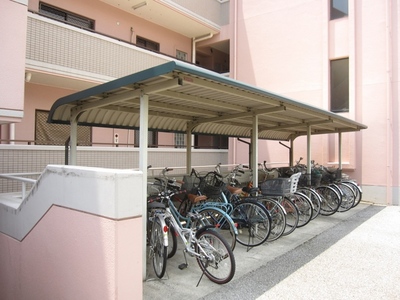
[[144, 202, 400, 300]]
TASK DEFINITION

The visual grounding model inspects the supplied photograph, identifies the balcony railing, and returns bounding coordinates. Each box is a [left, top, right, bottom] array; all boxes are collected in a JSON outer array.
[[26, 13, 172, 81]]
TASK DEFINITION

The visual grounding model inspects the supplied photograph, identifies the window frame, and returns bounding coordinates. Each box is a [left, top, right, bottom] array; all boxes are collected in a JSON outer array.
[[136, 36, 160, 52], [39, 2, 95, 30]]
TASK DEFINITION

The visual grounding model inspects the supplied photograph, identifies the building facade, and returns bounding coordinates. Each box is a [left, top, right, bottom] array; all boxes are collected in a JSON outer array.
[[1, 0, 399, 205]]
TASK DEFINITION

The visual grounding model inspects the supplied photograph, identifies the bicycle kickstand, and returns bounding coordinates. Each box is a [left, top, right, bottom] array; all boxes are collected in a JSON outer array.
[[178, 250, 189, 270]]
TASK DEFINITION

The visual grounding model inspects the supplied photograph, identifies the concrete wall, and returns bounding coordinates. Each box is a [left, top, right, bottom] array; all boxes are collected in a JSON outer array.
[[0, 165, 143, 299]]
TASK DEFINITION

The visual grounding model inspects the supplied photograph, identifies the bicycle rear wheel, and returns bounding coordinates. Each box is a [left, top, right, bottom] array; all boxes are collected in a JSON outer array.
[[165, 217, 177, 258], [195, 228, 236, 284], [149, 216, 167, 278], [258, 197, 286, 241], [197, 207, 237, 251], [230, 201, 271, 247]]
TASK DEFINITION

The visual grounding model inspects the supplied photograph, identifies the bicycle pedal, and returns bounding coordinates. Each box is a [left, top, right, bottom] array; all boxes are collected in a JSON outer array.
[[178, 263, 188, 270]]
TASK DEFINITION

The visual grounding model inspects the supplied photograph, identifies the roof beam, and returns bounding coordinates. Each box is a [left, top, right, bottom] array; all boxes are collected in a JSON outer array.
[[179, 73, 279, 105], [260, 119, 333, 131], [158, 90, 245, 111], [94, 105, 193, 121], [192, 106, 286, 125], [72, 78, 182, 114]]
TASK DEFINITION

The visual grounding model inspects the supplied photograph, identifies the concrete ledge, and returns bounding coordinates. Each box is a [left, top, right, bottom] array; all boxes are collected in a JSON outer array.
[[0, 164, 143, 240]]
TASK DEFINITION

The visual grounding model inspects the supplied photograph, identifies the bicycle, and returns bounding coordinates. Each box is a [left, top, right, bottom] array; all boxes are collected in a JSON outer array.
[[217, 163, 287, 242], [147, 182, 236, 284], [183, 168, 272, 250], [287, 159, 342, 217], [149, 167, 238, 252]]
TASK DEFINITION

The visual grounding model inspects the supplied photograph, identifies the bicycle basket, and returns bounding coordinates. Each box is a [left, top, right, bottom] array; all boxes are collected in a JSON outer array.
[[288, 172, 301, 193], [202, 184, 224, 199], [181, 175, 200, 194], [260, 178, 291, 196], [147, 181, 163, 197]]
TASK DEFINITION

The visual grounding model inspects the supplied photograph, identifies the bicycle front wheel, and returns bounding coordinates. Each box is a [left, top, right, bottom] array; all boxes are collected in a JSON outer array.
[[316, 185, 341, 216], [296, 187, 321, 220], [195, 229, 236, 284], [291, 192, 313, 227], [230, 201, 271, 247], [150, 216, 168, 278], [279, 196, 299, 236], [258, 197, 286, 241], [336, 182, 356, 212]]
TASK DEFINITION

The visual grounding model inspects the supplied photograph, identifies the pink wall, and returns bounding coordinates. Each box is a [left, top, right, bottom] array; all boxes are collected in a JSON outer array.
[[16, 84, 76, 142], [0, 206, 142, 300], [0, 0, 27, 121], [28, 0, 191, 59], [229, 0, 400, 203]]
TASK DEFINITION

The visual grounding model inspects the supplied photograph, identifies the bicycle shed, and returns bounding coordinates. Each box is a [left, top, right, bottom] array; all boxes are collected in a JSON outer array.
[[48, 60, 367, 279]]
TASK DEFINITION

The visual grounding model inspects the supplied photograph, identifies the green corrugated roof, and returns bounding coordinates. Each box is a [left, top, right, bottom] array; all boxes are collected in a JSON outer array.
[[49, 60, 367, 141]]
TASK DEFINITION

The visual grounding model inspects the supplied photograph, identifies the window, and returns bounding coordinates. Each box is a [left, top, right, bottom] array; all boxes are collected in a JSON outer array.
[[134, 130, 158, 147], [176, 50, 187, 61], [35, 110, 92, 145], [136, 36, 160, 52], [39, 3, 95, 30], [330, 0, 348, 20], [194, 135, 228, 149], [174, 133, 186, 148], [330, 58, 349, 113]]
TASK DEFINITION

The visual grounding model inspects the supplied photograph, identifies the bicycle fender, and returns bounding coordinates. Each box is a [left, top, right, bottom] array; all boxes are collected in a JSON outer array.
[[156, 215, 169, 247], [195, 225, 215, 238]]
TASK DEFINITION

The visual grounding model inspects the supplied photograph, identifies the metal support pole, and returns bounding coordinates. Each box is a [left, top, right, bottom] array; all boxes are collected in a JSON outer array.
[[251, 115, 259, 185], [338, 132, 342, 170], [69, 113, 79, 165], [290, 139, 294, 166], [307, 126, 312, 185], [139, 93, 149, 281], [186, 124, 193, 174]]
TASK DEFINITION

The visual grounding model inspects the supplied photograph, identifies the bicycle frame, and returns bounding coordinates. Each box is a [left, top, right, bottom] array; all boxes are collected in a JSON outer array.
[[165, 206, 218, 261]]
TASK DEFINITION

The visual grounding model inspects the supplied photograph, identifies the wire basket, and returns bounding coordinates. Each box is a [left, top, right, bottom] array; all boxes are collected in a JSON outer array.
[[199, 174, 226, 199], [181, 175, 200, 194], [260, 172, 301, 196], [260, 178, 291, 196], [147, 181, 164, 197]]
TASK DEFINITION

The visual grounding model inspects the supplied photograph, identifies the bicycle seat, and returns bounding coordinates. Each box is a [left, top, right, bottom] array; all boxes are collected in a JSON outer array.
[[227, 185, 242, 194], [188, 194, 207, 203], [242, 186, 259, 195], [147, 202, 166, 210]]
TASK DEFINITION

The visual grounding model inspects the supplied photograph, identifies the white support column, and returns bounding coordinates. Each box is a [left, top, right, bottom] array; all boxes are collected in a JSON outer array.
[[186, 124, 193, 174], [290, 138, 294, 166], [251, 115, 259, 185], [70, 113, 79, 165], [307, 126, 312, 185], [139, 93, 149, 281], [338, 132, 342, 170]]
